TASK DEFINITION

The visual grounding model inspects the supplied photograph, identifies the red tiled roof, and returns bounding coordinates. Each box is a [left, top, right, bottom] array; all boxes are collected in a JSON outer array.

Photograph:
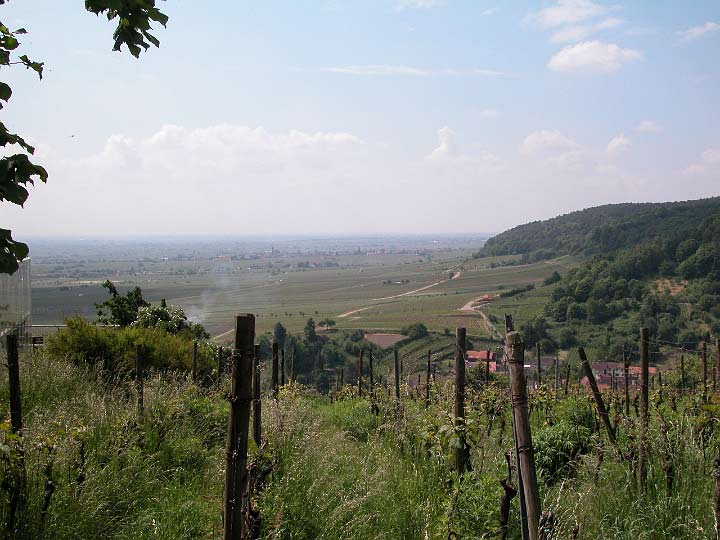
[[467, 350, 495, 361]]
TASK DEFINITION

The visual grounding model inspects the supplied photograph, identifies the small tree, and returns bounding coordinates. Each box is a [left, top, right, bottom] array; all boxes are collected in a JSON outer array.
[[320, 318, 336, 330], [273, 322, 287, 348], [304, 318, 317, 342], [95, 280, 149, 326]]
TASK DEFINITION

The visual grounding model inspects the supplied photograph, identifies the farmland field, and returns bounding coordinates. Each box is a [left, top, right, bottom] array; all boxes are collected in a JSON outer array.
[[27, 236, 577, 341]]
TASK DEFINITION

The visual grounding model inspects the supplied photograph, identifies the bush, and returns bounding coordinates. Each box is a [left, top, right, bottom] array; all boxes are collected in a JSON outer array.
[[543, 271, 562, 286], [400, 322, 428, 340], [47, 317, 217, 377], [534, 420, 592, 484]]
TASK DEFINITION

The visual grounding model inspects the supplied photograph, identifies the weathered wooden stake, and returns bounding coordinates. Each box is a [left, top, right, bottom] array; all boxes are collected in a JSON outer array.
[[192, 341, 198, 383], [394, 349, 401, 400], [358, 349, 364, 397], [536, 342, 542, 386], [716, 340, 720, 395], [6, 334, 22, 434], [713, 458, 720, 540], [135, 345, 144, 418], [340, 367, 344, 388], [485, 348, 491, 384], [579, 348, 616, 445], [624, 346, 630, 416], [291, 345, 296, 383], [271, 341, 279, 398], [223, 314, 255, 540], [680, 354, 685, 394], [454, 328, 469, 473], [252, 344, 261, 448], [554, 355, 559, 403], [506, 331, 541, 540], [564, 362, 570, 395], [217, 348, 224, 387], [638, 327, 649, 493], [280, 348, 285, 387], [425, 349, 431, 408], [704, 341, 709, 400], [369, 351, 375, 394]]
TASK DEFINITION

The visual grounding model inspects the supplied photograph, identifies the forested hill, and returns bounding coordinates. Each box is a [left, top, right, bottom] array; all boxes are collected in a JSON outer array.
[[478, 197, 720, 260]]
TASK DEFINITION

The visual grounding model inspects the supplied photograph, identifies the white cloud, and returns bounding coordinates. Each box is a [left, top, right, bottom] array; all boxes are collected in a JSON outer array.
[[677, 22, 720, 43], [683, 146, 720, 176], [527, 0, 614, 29], [427, 126, 499, 168], [607, 134, 631, 157], [429, 126, 457, 159], [520, 129, 588, 168], [635, 120, 661, 134], [322, 65, 505, 77], [6, 123, 717, 237], [548, 41, 642, 73], [480, 8, 498, 17], [550, 17, 624, 43]]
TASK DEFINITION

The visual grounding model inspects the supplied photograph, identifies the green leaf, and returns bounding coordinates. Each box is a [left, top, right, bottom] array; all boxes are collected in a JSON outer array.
[[0, 228, 29, 275], [19, 54, 44, 79], [0, 82, 12, 102]]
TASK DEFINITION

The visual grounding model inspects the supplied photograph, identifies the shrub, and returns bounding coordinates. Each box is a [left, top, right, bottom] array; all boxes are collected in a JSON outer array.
[[47, 317, 217, 377], [534, 420, 592, 484], [400, 323, 428, 340]]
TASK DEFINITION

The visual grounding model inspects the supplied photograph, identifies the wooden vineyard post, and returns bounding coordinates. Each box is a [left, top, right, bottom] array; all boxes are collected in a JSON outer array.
[[624, 346, 630, 416], [564, 362, 571, 396], [536, 342, 541, 386], [369, 351, 374, 391], [714, 458, 720, 540], [506, 330, 541, 540], [716, 340, 720, 395], [217, 348, 224, 388], [425, 349, 431, 408], [578, 348, 616, 445], [638, 327, 649, 493], [6, 333, 22, 434], [680, 354, 686, 394], [485, 349, 491, 384], [135, 345, 144, 418], [358, 350, 364, 398], [454, 328, 470, 473], [704, 341, 709, 400], [394, 349, 401, 400], [291, 346, 296, 383], [280, 348, 285, 387], [252, 345, 261, 448], [271, 341, 279, 398], [223, 314, 255, 540], [340, 367, 344, 388], [554, 356, 559, 403], [192, 341, 198, 383]]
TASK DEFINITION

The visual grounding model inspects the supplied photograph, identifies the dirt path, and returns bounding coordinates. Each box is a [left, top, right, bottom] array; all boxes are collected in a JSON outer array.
[[337, 306, 374, 319], [372, 271, 461, 301], [335, 271, 461, 318], [458, 296, 502, 339]]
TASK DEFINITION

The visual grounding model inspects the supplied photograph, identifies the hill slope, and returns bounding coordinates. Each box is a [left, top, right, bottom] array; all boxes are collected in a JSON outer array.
[[478, 197, 720, 260]]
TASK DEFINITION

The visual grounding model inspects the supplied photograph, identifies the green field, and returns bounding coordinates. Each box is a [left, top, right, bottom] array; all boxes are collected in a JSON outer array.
[[30, 245, 576, 342]]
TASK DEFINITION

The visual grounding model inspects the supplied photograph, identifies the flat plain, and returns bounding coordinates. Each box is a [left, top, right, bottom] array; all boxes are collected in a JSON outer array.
[[27, 236, 574, 341]]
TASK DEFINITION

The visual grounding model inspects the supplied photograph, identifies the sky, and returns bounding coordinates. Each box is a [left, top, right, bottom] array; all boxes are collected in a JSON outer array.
[[2, 0, 719, 238]]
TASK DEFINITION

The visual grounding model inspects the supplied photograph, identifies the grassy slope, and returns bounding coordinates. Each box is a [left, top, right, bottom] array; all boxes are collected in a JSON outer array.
[[2, 350, 717, 539]]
